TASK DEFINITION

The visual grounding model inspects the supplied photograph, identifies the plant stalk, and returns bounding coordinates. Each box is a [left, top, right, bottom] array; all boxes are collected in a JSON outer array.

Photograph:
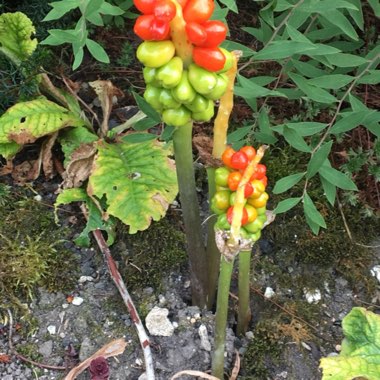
[[173, 122, 208, 308], [237, 249, 252, 336], [206, 167, 220, 309], [212, 256, 235, 379]]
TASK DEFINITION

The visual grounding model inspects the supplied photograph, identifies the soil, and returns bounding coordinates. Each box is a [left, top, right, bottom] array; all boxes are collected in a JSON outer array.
[[1, 0, 380, 379]]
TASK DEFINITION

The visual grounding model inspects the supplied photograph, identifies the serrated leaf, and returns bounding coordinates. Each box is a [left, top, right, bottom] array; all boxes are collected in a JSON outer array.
[[320, 174, 336, 206], [59, 126, 98, 167], [86, 38, 109, 63], [320, 307, 380, 380], [330, 110, 376, 134], [308, 74, 353, 89], [273, 173, 305, 194], [288, 73, 337, 103], [319, 166, 358, 191], [274, 197, 302, 214], [303, 193, 326, 228], [307, 142, 333, 179], [0, 98, 85, 145], [133, 92, 161, 122], [0, 142, 21, 159], [88, 140, 178, 233], [0, 12, 38, 64], [283, 126, 311, 152], [55, 188, 115, 247]]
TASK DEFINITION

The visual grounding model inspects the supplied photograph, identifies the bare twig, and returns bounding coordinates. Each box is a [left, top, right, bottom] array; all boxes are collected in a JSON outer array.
[[6, 309, 67, 371], [80, 206, 155, 380]]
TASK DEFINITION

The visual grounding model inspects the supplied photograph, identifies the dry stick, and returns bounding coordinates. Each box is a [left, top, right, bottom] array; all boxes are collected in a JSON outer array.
[[80, 206, 155, 380], [6, 309, 67, 371]]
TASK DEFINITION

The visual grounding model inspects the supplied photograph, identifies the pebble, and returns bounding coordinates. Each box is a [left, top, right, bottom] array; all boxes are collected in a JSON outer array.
[[39, 340, 53, 357], [78, 276, 94, 284], [47, 325, 56, 335], [264, 287, 275, 299], [245, 331, 254, 340], [370, 265, 380, 283], [304, 288, 322, 304], [72, 296, 84, 306], [198, 324, 211, 352], [145, 307, 174, 337], [301, 342, 311, 351], [335, 344, 342, 352]]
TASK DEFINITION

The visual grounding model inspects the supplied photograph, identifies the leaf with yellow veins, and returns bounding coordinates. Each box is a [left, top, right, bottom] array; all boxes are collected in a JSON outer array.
[[88, 138, 178, 233], [0, 12, 37, 63], [0, 98, 85, 145]]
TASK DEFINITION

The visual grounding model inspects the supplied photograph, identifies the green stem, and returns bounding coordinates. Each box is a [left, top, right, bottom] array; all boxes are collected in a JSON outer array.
[[206, 167, 220, 309], [173, 122, 208, 308], [237, 249, 252, 336], [212, 257, 235, 379]]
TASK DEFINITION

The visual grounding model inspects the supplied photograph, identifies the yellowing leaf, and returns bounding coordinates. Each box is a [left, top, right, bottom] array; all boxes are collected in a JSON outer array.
[[88, 139, 178, 233], [0, 98, 85, 145], [0, 12, 37, 63], [320, 307, 380, 380]]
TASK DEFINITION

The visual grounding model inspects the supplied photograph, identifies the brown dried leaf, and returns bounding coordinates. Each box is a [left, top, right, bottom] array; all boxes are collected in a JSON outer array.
[[12, 159, 41, 185], [229, 350, 240, 380], [61, 143, 96, 189], [89, 80, 124, 136], [193, 135, 222, 167], [0, 160, 13, 176], [64, 339, 127, 380], [40, 132, 58, 179], [0, 354, 11, 363]]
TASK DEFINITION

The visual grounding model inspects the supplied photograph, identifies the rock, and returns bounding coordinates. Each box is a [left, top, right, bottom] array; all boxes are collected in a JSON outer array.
[[301, 342, 311, 351], [198, 324, 211, 351], [304, 288, 322, 304], [38, 340, 53, 357], [78, 276, 94, 284], [145, 307, 174, 337], [264, 287, 275, 299], [72, 296, 84, 306], [47, 325, 56, 335], [79, 337, 96, 362], [370, 265, 380, 283]]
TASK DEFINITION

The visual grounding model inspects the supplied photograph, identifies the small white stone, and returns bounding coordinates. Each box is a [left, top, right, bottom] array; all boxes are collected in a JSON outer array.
[[335, 344, 342, 352], [198, 324, 211, 351], [158, 295, 166, 305], [194, 313, 201, 319], [47, 325, 56, 335], [184, 280, 191, 289], [304, 288, 321, 304], [245, 331, 254, 340], [62, 303, 69, 309], [370, 265, 380, 283], [72, 296, 84, 306], [34, 195, 42, 202], [59, 333, 65, 338], [172, 322, 179, 329], [264, 287, 275, 299], [301, 342, 311, 351], [78, 276, 94, 284], [145, 307, 174, 337], [190, 318, 196, 324], [135, 358, 143, 366]]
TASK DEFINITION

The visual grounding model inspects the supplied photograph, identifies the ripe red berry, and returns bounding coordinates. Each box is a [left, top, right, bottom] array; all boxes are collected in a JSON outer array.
[[230, 151, 249, 170]]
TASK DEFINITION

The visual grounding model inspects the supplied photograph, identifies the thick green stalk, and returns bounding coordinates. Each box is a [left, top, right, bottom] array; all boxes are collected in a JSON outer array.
[[237, 249, 252, 336], [212, 257, 235, 379], [206, 167, 220, 309], [173, 122, 208, 308]]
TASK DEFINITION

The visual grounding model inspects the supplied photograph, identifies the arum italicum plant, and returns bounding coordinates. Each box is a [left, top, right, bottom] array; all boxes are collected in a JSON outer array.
[[133, 0, 274, 377]]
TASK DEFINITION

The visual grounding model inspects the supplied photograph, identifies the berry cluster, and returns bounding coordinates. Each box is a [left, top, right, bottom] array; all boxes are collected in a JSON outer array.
[[212, 146, 269, 242]]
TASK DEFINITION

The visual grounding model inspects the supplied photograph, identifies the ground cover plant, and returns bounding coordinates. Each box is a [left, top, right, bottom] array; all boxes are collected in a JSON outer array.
[[0, 0, 379, 379]]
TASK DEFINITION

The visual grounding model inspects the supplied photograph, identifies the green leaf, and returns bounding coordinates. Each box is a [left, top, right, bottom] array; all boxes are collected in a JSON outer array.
[[72, 47, 84, 70], [274, 197, 302, 214], [99, 2, 125, 15], [307, 142, 333, 179], [326, 53, 368, 67], [288, 73, 337, 103], [345, 0, 364, 30], [304, 212, 320, 235], [133, 118, 158, 131], [320, 174, 336, 206], [319, 166, 358, 191], [291, 60, 326, 78], [273, 122, 328, 137], [0, 98, 85, 144], [330, 111, 376, 134], [258, 109, 277, 142], [321, 10, 358, 40], [55, 188, 115, 247], [0, 142, 21, 159], [227, 126, 251, 144], [283, 126, 311, 153], [133, 92, 161, 122], [235, 75, 286, 99], [221, 40, 255, 57], [122, 133, 157, 143], [46, 29, 79, 44], [86, 38, 110, 63], [0, 12, 38, 64], [42, 0, 79, 21], [88, 140, 178, 233], [320, 307, 380, 380], [254, 41, 317, 60], [59, 127, 98, 167], [308, 74, 353, 89], [368, 0, 380, 18], [357, 70, 380, 85], [218, 0, 238, 13], [303, 193, 326, 228], [273, 173, 305, 194], [299, 0, 358, 12]]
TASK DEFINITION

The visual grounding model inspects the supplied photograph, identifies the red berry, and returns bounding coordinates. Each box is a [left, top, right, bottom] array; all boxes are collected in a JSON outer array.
[[227, 206, 248, 225], [230, 151, 249, 170], [244, 183, 253, 198]]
